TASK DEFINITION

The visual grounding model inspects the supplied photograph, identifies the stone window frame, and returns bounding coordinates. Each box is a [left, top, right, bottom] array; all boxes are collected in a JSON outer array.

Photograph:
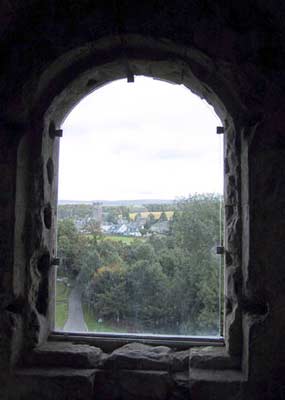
[[16, 35, 246, 379]]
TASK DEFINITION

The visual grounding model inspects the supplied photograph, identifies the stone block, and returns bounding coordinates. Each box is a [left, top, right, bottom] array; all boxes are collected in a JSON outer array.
[[27, 341, 103, 368], [118, 370, 173, 400], [190, 347, 240, 370], [12, 368, 96, 400], [104, 342, 172, 371]]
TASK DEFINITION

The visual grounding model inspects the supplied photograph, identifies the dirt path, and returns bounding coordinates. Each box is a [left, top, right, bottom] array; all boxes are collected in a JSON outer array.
[[63, 286, 88, 332]]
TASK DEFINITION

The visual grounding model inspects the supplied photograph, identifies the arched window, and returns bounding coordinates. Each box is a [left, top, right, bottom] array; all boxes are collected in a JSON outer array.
[[55, 76, 224, 341]]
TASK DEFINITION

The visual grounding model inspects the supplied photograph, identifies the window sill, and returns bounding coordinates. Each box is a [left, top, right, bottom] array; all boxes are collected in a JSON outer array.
[[25, 340, 190, 372], [17, 339, 245, 399], [50, 331, 225, 352]]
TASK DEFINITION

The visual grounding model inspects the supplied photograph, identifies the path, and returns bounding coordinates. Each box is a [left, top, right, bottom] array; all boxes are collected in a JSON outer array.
[[63, 286, 88, 332]]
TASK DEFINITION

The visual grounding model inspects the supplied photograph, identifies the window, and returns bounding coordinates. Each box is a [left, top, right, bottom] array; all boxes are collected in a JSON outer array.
[[55, 76, 224, 341]]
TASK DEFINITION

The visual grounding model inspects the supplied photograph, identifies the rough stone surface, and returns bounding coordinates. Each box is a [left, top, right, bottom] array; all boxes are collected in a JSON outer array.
[[91, 368, 177, 400], [26, 341, 103, 368], [117, 370, 173, 400], [190, 368, 245, 400], [190, 347, 240, 370], [12, 368, 96, 400], [170, 350, 190, 372], [104, 343, 172, 371]]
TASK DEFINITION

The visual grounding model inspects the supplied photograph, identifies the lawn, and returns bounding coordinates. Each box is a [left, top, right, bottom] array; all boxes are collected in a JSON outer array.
[[104, 235, 141, 244], [55, 280, 71, 329], [86, 234, 141, 244], [82, 304, 123, 333]]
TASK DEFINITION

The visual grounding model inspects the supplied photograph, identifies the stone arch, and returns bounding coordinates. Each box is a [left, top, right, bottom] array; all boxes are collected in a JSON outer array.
[[30, 35, 246, 128], [19, 34, 244, 359]]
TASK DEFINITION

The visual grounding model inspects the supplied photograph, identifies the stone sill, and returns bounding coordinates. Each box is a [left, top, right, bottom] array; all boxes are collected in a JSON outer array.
[[14, 342, 245, 399], [25, 341, 190, 372], [24, 341, 242, 376], [190, 346, 241, 370]]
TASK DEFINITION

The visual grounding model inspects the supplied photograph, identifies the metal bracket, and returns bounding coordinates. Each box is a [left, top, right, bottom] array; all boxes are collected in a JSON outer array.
[[49, 122, 63, 139], [125, 59, 134, 83], [216, 246, 224, 255], [127, 70, 135, 83], [51, 257, 60, 266]]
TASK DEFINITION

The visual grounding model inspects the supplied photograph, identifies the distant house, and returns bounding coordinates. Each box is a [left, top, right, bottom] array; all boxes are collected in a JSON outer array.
[[100, 221, 143, 237], [128, 230, 142, 237], [101, 224, 113, 233], [135, 217, 147, 227], [117, 224, 128, 234], [149, 221, 170, 234]]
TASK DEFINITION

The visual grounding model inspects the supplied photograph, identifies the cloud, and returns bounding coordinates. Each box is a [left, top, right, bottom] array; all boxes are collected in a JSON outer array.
[[156, 149, 194, 160], [59, 76, 222, 201]]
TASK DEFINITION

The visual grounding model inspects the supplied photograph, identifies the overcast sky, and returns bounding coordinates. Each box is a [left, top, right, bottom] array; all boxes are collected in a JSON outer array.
[[59, 76, 223, 201]]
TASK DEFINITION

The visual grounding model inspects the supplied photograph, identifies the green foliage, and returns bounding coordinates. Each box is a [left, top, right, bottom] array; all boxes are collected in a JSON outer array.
[[57, 219, 89, 279], [126, 260, 169, 328], [82, 304, 123, 332], [105, 207, 120, 223], [144, 213, 156, 230], [159, 211, 168, 222], [55, 281, 71, 329], [143, 203, 174, 212], [172, 193, 221, 252], [57, 194, 223, 336], [77, 248, 101, 289], [103, 235, 140, 245], [85, 264, 128, 321], [83, 218, 102, 238], [132, 243, 156, 262], [58, 204, 93, 219]]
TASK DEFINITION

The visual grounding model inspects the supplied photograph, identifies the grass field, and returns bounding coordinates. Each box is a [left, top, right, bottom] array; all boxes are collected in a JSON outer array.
[[104, 235, 142, 244], [55, 281, 71, 329], [129, 211, 174, 220], [82, 304, 123, 333], [86, 235, 142, 244]]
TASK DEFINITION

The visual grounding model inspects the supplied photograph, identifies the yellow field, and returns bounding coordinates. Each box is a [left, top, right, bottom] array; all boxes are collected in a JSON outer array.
[[129, 211, 174, 220]]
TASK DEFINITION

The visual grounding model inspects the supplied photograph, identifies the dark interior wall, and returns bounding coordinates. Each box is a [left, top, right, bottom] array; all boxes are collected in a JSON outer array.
[[0, 1, 285, 399]]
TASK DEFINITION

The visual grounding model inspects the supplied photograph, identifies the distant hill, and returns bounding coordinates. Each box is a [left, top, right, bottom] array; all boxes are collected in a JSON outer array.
[[58, 199, 176, 206]]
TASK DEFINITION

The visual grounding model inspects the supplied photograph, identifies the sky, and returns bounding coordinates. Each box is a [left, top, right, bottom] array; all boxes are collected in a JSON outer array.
[[59, 76, 223, 201]]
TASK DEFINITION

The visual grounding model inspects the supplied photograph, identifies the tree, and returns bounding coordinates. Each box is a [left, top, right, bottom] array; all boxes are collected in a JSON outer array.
[[121, 206, 131, 221], [134, 212, 142, 221], [144, 213, 156, 230], [77, 247, 101, 288], [85, 264, 129, 322], [97, 239, 124, 265], [60, 194, 222, 336], [158, 247, 184, 277], [57, 219, 88, 280], [105, 207, 120, 224], [172, 194, 221, 252], [168, 194, 222, 334], [132, 242, 156, 263], [159, 211, 168, 222], [83, 218, 102, 240], [125, 260, 170, 329]]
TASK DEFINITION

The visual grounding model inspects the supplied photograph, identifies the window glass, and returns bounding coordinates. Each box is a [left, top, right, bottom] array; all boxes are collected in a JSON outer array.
[[55, 77, 223, 337]]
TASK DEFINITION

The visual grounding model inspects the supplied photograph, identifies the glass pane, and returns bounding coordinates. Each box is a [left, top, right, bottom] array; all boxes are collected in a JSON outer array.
[[55, 77, 223, 337]]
